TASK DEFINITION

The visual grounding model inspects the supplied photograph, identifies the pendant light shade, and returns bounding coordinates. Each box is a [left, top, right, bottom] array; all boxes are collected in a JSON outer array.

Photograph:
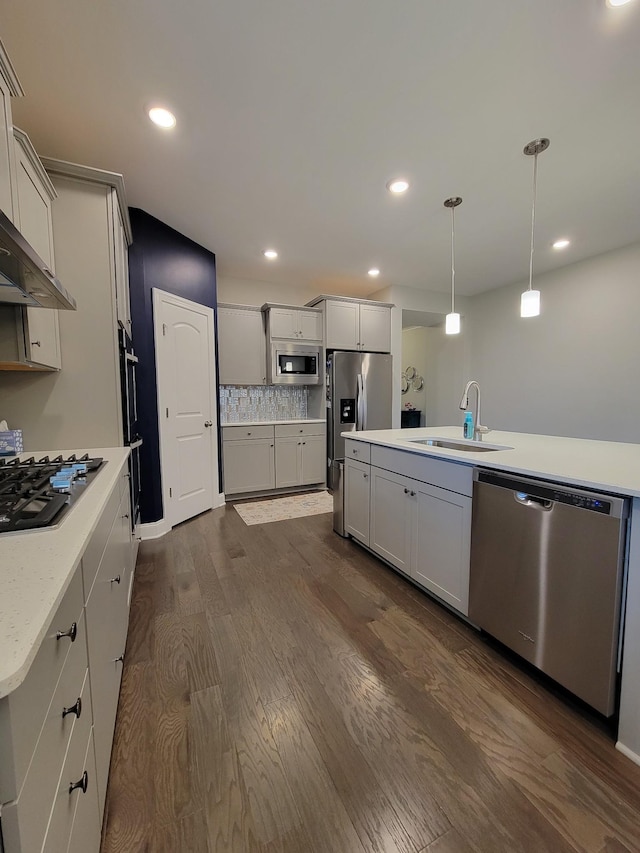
[[520, 138, 549, 318], [444, 196, 462, 335]]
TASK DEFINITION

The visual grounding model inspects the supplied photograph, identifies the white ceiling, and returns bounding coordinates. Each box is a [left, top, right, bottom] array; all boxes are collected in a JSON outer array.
[[2, 1, 639, 298]]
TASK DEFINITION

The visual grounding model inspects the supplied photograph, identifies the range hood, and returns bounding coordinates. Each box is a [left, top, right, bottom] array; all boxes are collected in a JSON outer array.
[[0, 208, 76, 310]]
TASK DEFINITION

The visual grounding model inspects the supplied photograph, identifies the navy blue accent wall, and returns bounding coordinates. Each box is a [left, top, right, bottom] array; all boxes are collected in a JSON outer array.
[[128, 208, 217, 524]]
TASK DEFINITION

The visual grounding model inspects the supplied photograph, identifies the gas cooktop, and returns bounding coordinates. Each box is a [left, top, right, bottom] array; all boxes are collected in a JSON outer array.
[[0, 453, 105, 534]]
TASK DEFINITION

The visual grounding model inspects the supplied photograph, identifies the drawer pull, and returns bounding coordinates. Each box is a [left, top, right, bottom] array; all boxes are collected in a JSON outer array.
[[69, 771, 88, 795], [113, 653, 124, 663], [62, 697, 82, 719], [122, 512, 130, 519], [110, 574, 122, 584], [31, 340, 42, 347], [56, 622, 77, 643], [404, 488, 409, 494]]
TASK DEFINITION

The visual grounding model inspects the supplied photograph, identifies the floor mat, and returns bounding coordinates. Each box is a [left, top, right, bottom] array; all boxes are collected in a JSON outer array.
[[234, 490, 333, 525]]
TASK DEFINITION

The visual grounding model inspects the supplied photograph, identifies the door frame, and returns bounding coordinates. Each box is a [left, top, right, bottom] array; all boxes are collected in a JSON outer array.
[[153, 288, 224, 533]]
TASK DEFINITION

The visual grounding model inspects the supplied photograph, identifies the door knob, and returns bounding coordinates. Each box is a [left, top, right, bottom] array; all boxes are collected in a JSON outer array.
[[204, 420, 212, 428]]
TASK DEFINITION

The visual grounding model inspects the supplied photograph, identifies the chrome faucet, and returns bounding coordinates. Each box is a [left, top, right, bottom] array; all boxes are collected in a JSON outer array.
[[459, 380, 490, 441]]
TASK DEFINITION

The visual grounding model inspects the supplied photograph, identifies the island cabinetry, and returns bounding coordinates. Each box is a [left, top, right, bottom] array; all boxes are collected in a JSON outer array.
[[222, 424, 275, 494], [218, 304, 266, 385], [344, 441, 473, 616], [263, 304, 322, 342], [274, 422, 326, 488], [307, 297, 392, 352], [345, 458, 371, 544]]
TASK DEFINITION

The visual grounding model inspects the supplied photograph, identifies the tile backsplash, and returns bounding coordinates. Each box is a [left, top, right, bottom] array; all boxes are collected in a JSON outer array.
[[220, 386, 308, 422]]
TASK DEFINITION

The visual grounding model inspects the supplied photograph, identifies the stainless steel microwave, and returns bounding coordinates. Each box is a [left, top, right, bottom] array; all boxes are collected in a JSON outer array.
[[269, 343, 322, 385]]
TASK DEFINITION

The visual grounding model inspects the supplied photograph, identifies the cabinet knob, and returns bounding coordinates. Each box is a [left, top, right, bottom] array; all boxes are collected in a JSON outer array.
[[69, 771, 88, 796], [404, 488, 409, 494], [113, 653, 124, 663], [363, 473, 368, 480], [62, 697, 82, 720], [204, 420, 213, 428], [56, 622, 77, 643], [121, 513, 129, 519], [302, 442, 306, 445], [410, 490, 416, 497], [247, 431, 252, 435], [110, 574, 121, 584], [31, 340, 42, 347]]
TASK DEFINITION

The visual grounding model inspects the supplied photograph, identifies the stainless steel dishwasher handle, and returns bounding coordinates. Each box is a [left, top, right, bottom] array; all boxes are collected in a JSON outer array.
[[514, 492, 553, 511]]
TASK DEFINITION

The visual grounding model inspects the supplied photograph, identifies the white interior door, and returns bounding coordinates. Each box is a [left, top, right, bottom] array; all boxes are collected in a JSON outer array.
[[154, 289, 220, 527]]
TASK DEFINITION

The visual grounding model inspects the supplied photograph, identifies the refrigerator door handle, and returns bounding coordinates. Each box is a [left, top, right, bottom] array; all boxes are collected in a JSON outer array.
[[356, 373, 365, 430]]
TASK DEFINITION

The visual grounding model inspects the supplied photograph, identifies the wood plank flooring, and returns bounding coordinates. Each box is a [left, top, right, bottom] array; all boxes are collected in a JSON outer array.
[[101, 503, 640, 853]]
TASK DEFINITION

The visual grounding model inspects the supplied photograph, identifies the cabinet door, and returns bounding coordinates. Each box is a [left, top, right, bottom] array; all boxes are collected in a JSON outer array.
[[0, 70, 16, 222], [298, 310, 322, 342], [345, 460, 370, 545], [300, 433, 326, 484], [325, 301, 359, 350], [14, 134, 61, 368], [359, 304, 391, 353], [370, 467, 414, 574], [111, 190, 131, 336], [223, 438, 275, 494], [269, 307, 298, 338], [218, 307, 266, 385], [412, 482, 471, 616], [275, 436, 301, 487]]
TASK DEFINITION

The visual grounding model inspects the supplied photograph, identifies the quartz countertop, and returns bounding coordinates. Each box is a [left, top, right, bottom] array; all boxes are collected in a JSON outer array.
[[221, 418, 325, 427], [343, 426, 640, 497], [0, 447, 130, 698]]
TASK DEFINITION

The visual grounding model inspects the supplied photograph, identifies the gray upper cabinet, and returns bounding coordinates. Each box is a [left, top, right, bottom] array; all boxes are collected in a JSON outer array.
[[263, 304, 323, 342], [218, 304, 266, 385], [13, 128, 61, 369], [308, 296, 393, 352], [0, 40, 22, 224]]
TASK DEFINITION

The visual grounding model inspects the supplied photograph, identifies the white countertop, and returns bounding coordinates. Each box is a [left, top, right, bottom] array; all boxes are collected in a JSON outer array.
[[344, 426, 640, 497], [0, 447, 130, 698], [221, 418, 325, 427]]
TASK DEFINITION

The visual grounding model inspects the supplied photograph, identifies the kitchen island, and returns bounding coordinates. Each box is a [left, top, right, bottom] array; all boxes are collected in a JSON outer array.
[[342, 426, 640, 766]]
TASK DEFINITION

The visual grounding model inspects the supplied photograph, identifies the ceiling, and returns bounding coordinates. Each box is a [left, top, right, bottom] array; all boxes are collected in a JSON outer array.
[[2, 1, 639, 298]]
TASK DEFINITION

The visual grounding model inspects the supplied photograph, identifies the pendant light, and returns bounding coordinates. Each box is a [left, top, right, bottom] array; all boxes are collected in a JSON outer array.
[[521, 137, 550, 318], [444, 196, 462, 334]]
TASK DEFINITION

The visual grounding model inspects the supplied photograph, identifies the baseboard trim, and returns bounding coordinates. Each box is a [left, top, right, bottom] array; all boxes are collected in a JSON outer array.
[[615, 741, 640, 766], [137, 518, 171, 540]]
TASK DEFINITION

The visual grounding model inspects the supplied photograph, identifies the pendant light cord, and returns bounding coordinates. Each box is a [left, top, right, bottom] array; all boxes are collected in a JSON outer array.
[[451, 205, 456, 313], [528, 152, 538, 293]]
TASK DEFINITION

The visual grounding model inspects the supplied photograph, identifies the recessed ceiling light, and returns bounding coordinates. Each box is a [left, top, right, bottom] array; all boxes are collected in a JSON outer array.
[[368, 268, 380, 277], [148, 107, 176, 128], [553, 238, 570, 250], [263, 249, 278, 260], [606, 0, 634, 7], [386, 179, 409, 194]]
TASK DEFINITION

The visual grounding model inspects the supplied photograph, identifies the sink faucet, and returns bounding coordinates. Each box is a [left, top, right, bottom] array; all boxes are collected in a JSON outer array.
[[459, 380, 490, 441]]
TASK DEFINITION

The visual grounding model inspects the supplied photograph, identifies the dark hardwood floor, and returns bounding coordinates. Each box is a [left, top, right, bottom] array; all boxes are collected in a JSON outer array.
[[101, 503, 640, 852]]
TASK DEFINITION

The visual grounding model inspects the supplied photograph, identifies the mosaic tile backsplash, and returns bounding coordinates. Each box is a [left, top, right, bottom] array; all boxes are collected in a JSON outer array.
[[220, 386, 308, 422]]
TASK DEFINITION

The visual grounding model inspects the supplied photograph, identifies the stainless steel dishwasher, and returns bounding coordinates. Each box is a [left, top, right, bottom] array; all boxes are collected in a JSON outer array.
[[469, 469, 629, 716]]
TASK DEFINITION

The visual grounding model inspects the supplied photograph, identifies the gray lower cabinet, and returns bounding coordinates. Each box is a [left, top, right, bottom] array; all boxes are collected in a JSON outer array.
[[345, 441, 472, 616], [223, 422, 326, 496], [0, 466, 133, 853], [345, 459, 370, 544]]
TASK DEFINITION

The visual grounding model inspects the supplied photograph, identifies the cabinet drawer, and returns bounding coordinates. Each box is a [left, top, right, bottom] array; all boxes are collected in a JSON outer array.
[[0, 566, 84, 803], [345, 439, 371, 464], [2, 669, 92, 853], [275, 422, 325, 438], [41, 672, 95, 853], [371, 445, 473, 497], [222, 424, 275, 441], [81, 477, 121, 597]]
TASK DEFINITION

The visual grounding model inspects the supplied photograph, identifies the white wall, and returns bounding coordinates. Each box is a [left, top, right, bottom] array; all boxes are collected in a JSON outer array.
[[217, 276, 319, 307], [465, 242, 640, 442]]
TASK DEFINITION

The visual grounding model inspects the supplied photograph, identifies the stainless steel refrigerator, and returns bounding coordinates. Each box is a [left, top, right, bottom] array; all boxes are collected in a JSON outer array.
[[327, 350, 393, 490]]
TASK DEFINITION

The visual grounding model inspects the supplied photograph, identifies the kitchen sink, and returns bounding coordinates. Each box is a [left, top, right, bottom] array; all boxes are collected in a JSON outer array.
[[407, 438, 514, 453]]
